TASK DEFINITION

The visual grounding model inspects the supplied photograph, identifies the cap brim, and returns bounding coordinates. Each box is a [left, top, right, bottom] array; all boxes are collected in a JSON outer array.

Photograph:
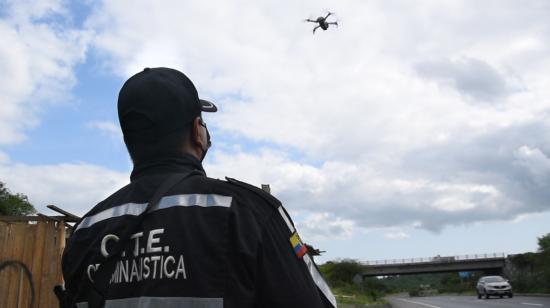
[[199, 99, 217, 112]]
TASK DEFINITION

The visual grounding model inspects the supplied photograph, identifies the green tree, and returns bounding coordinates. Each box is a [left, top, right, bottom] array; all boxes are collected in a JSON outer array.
[[538, 233, 550, 253], [0, 181, 36, 216], [320, 259, 364, 287], [537, 233, 550, 292]]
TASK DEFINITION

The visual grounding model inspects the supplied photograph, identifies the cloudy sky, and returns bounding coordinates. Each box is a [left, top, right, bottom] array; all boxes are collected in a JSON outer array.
[[1, 0, 549, 263]]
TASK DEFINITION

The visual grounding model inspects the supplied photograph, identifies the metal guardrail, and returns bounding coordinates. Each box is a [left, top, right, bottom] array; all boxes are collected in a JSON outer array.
[[362, 253, 505, 266]]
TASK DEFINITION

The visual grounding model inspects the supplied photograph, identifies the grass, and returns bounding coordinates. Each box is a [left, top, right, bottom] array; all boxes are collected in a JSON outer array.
[[332, 287, 388, 306]]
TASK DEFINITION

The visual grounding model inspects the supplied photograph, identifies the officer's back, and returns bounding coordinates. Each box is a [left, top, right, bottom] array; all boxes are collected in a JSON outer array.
[[61, 67, 336, 308]]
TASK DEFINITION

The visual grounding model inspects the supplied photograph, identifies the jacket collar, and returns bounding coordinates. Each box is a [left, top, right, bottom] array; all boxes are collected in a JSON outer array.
[[130, 154, 206, 182]]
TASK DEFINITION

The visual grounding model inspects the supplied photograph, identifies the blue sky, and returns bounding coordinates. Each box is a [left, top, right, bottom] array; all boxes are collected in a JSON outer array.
[[1, 0, 550, 264]]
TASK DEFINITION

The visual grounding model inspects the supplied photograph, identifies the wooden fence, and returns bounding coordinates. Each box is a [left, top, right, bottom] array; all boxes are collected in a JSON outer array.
[[0, 217, 66, 308]]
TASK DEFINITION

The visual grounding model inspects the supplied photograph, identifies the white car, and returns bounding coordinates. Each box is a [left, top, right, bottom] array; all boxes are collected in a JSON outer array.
[[476, 275, 513, 299]]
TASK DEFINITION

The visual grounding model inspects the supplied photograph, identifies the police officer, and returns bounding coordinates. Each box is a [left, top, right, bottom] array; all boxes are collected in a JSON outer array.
[[61, 67, 336, 308]]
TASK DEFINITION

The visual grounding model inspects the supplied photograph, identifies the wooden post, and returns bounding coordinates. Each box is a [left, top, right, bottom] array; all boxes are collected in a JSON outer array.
[[31, 221, 47, 308], [19, 223, 37, 308], [57, 220, 66, 283], [6, 223, 26, 308]]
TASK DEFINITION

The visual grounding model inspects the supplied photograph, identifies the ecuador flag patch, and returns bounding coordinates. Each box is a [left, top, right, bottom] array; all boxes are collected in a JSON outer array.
[[289, 232, 308, 258]]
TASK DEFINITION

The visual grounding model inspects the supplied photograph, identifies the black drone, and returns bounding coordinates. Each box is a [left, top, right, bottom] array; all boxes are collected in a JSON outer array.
[[305, 12, 338, 34]]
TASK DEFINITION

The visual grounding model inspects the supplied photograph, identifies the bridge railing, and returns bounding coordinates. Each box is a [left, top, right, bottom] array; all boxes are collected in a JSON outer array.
[[362, 252, 505, 266]]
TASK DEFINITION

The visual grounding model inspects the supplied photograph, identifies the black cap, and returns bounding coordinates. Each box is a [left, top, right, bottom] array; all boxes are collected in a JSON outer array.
[[118, 67, 217, 143]]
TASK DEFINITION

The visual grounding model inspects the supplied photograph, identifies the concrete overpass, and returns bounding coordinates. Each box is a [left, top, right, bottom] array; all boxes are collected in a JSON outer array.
[[362, 253, 506, 277]]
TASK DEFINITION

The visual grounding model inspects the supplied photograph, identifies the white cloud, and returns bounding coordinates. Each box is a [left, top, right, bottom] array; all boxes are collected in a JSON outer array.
[[384, 231, 410, 240], [295, 212, 356, 242], [513, 146, 550, 186], [0, 151, 9, 164], [73, 0, 550, 234], [3, 0, 550, 238], [5, 0, 69, 22], [0, 161, 128, 216], [511, 212, 538, 224], [415, 57, 524, 102], [205, 145, 532, 233], [84, 1, 550, 163], [87, 120, 123, 140], [431, 197, 477, 212], [0, 0, 91, 145]]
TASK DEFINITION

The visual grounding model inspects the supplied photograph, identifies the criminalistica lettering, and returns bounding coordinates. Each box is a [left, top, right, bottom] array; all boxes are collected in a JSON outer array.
[[86, 228, 187, 284]]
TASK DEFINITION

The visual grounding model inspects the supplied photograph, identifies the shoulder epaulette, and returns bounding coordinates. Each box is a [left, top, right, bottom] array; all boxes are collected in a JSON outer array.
[[225, 177, 281, 209]]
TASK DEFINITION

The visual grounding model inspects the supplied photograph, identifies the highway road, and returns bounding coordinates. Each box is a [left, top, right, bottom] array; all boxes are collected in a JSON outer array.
[[386, 295, 550, 308]]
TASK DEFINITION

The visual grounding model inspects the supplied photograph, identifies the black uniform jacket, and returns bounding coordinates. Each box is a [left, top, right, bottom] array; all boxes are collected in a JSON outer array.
[[62, 155, 336, 308]]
